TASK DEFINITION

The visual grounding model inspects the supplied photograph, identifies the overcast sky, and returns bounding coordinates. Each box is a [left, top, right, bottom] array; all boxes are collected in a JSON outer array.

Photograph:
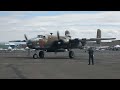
[[0, 11, 120, 42]]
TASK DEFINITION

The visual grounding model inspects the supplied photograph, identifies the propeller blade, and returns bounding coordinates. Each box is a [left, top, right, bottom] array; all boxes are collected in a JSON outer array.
[[57, 31, 60, 40], [24, 34, 28, 41]]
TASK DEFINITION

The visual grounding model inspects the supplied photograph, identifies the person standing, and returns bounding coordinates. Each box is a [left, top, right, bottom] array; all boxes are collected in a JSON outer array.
[[88, 47, 94, 65]]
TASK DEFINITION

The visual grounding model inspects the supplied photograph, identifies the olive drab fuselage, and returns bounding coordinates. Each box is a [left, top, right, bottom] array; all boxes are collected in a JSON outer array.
[[27, 34, 70, 50]]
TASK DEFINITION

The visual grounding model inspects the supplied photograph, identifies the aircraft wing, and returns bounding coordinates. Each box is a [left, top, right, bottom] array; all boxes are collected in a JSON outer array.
[[77, 38, 116, 45], [86, 38, 116, 41], [78, 38, 116, 41]]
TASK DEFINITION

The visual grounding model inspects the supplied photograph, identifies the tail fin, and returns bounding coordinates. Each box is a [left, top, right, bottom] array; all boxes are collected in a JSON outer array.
[[96, 29, 101, 44], [97, 29, 101, 38]]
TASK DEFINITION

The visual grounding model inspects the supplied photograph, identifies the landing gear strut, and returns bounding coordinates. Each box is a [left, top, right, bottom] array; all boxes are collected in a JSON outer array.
[[69, 51, 75, 59]]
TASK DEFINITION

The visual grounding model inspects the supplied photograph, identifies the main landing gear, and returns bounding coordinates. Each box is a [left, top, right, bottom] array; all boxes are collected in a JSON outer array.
[[69, 51, 75, 59], [32, 50, 75, 59], [33, 51, 44, 59]]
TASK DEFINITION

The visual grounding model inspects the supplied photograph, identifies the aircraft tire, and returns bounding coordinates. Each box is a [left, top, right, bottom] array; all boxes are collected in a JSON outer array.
[[33, 54, 38, 59], [39, 51, 44, 59], [69, 51, 74, 59]]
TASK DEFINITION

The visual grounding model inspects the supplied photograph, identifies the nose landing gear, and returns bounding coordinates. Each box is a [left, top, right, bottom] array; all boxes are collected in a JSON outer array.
[[33, 53, 38, 59]]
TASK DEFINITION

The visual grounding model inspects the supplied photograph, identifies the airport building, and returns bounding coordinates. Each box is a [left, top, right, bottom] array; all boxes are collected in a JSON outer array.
[[8, 41, 27, 49], [0, 40, 27, 49]]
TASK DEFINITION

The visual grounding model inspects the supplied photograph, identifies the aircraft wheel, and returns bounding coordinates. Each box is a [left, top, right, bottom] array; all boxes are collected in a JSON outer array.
[[39, 51, 44, 59], [33, 54, 38, 59], [69, 51, 74, 59]]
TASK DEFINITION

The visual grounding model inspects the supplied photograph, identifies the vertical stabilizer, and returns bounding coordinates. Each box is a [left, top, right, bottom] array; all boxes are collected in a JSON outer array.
[[96, 29, 101, 44]]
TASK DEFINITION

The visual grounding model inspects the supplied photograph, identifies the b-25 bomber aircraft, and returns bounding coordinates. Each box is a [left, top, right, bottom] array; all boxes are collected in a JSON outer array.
[[24, 29, 116, 59]]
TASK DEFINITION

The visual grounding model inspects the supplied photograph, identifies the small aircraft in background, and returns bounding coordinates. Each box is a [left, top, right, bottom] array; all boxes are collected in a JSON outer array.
[[24, 29, 116, 59]]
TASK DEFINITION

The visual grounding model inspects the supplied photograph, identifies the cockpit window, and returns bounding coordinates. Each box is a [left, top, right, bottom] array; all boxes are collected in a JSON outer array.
[[37, 35, 43, 38], [43, 36, 46, 39]]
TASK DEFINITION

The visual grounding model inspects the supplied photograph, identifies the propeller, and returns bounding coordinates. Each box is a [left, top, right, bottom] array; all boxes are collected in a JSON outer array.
[[56, 31, 64, 47], [57, 31, 60, 40], [24, 34, 32, 49], [24, 34, 28, 41]]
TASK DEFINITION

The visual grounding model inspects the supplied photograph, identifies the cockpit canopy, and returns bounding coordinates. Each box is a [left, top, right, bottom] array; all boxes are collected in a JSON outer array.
[[30, 35, 44, 41], [29, 35, 47, 42], [37, 35, 47, 39], [37, 35, 44, 38]]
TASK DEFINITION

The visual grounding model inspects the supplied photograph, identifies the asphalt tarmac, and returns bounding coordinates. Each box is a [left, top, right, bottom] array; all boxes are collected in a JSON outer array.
[[0, 49, 120, 79]]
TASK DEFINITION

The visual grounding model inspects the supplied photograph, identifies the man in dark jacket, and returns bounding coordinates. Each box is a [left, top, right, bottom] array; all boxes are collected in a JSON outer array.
[[88, 47, 94, 65]]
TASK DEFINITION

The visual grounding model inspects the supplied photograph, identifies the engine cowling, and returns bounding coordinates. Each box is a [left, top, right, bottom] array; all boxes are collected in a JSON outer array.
[[81, 38, 86, 46], [57, 39, 64, 46], [65, 30, 70, 37], [68, 38, 80, 48]]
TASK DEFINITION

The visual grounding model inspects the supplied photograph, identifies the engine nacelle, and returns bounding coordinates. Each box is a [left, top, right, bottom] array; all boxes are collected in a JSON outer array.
[[65, 30, 71, 38], [81, 38, 87, 46], [69, 38, 80, 48]]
